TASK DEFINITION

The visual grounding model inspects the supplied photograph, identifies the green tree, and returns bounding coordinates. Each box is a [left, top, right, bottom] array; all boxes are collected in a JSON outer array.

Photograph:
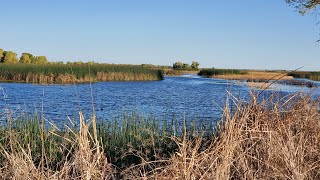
[[173, 62, 184, 69], [74, 61, 84, 65], [56, 61, 64, 64], [32, 56, 48, 64], [87, 61, 95, 65], [0, 49, 3, 61], [191, 61, 200, 69], [182, 63, 190, 69], [19, 53, 33, 63], [2, 51, 18, 63]]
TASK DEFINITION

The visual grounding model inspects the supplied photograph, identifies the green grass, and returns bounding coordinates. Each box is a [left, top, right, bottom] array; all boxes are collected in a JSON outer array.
[[0, 63, 163, 83], [198, 68, 247, 77], [288, 71, 320, 81], [0, 112, 214, 170]]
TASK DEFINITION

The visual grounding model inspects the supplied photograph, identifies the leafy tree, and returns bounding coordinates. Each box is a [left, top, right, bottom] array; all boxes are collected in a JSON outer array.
[[32, 56, 48, 64], [2, 51, 18, 63], [0, 49, 3, 61], [286, 0, 320, 14], [182, 63, 190, 69], [191, 61, 200, 69], [173, 62, 184, 69], [74, 61, 84, 65], [19, 53, 33, 63]]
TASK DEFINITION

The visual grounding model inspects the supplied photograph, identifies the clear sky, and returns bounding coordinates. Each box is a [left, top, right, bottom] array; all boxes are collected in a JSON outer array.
[[1, 0, 319, 70]]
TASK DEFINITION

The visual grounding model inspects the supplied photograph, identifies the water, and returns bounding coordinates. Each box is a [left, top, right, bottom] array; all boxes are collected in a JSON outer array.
[[0, 75, 319, 125]]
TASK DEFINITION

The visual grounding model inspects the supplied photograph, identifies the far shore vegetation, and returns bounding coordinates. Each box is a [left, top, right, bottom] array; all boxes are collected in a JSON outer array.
[[1, 48, 319, 83], [0, 48, 163, 83], [198, 68, 320, 82], [0, 63, 163, 83], [288, 71, 320, 81], [162, 61, 200, 76]]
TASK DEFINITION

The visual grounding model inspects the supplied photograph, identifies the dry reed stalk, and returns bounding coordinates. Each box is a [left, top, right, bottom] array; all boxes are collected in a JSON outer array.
[[56, 112, 115, 179], [0, 112, 116, 179], [149, 93, 320, 179]]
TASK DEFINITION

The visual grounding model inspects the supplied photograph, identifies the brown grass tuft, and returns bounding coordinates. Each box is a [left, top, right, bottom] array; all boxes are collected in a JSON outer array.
[[0, 112, 116, 179], [150, 93, 320, 179]]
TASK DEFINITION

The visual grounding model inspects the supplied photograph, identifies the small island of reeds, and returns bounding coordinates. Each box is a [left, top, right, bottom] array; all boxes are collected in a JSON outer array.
[[0, 63, 163, 83], [198, 68, 298, 81]]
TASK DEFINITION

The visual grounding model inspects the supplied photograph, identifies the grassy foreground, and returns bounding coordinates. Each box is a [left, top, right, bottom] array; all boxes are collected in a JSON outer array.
[[0, 93, 319, 179], [0, 63, 163, 83]]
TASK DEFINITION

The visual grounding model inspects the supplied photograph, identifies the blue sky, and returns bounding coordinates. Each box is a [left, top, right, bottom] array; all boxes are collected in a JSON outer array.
[[1, 0, 319, 70]]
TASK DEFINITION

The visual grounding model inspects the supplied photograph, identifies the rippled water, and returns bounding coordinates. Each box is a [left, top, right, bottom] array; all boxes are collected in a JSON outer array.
[[0, 75, 319, 124]]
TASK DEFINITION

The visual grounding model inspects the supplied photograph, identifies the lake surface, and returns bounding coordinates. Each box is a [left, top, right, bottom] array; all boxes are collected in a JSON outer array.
[[0, 75, 319, 125]]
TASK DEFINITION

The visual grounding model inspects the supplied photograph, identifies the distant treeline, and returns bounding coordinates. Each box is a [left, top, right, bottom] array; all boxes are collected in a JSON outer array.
[[288, 71, 320, 81], [0, 48, 48, 64], [173, 61, 200, 70], [198, 68, 247, 77], [0, 48, 163, 83]]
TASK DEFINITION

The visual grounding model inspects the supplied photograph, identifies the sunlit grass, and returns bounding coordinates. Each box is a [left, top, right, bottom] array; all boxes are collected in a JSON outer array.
[[0, 63, 163, 83]]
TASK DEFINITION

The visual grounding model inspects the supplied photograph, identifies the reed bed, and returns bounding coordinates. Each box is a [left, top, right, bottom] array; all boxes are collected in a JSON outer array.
[[163, 69, 199, 76], [288, 71, 320, 81], [198, 68, 246, 77], [0, 111, 212, 179], [199, 69, 295, 82], [0, 64, 163, 83], [0, 92, 319, 179]]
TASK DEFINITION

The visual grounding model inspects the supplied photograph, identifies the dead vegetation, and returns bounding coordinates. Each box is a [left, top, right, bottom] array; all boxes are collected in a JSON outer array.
[[214, 71, 293, 81], [0, 92, 319, 179], [150, 93, 320, 179]]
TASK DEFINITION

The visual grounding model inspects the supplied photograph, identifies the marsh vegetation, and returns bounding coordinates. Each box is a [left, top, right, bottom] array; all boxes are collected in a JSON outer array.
[[0, 64, 163, 83], [0, 93, 319, 179], [288, 71, 320, 81]]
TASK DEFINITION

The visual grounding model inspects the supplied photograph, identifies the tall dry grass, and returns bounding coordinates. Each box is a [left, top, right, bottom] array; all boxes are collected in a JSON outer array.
[[150, 92, 320, 179], [0, 92, 319, 179], [0, 112, 115, 179]]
